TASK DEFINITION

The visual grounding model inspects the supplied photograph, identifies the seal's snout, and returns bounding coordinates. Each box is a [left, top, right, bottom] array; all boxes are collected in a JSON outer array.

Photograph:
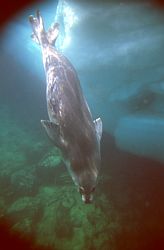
[[82, 194, 93, 204], [79, 186, 95, 204]]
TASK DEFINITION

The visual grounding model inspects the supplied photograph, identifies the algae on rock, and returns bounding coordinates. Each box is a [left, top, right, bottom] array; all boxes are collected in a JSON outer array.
[[35, 186, 119, 250], [35, 148, 67, 185]]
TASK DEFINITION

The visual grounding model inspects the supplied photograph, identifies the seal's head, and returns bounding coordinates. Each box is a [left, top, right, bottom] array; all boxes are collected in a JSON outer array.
[[70, 150, 100, 204], [78, 185, 96, 204]]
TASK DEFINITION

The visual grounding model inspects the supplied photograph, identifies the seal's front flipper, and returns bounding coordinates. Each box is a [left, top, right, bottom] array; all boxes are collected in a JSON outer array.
[[41, 120, 67, 151], [41, 120, 60, 146]]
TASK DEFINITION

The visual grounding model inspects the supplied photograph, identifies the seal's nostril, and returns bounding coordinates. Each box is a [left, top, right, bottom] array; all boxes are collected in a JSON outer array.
[[84, 199, 92, 204]]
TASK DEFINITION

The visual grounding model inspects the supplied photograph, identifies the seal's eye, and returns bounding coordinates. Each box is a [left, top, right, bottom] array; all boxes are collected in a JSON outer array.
[[79, 186, 85, 194]]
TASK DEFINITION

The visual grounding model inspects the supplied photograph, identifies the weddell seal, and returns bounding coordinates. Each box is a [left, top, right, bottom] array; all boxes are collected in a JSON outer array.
[[29, 11, 102, 203]]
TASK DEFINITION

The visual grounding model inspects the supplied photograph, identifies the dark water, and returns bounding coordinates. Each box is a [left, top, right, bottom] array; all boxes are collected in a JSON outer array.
[[101, 132, 164, 250], [0, 0, 164, 249]]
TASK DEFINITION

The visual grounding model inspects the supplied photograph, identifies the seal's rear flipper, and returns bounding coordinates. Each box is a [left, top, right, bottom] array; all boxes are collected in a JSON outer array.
[[29, 10, 59, 46], [29, 10, 48, 46], [41, 120, 66, 151], [47, 23, 59, 46]]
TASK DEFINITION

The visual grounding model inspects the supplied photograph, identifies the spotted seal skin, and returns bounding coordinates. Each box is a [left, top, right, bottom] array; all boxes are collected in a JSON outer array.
[[29, 11, 102, 203]]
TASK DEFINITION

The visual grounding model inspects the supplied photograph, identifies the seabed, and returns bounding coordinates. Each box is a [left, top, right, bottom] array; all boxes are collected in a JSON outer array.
[[0, 104, 164, 250]]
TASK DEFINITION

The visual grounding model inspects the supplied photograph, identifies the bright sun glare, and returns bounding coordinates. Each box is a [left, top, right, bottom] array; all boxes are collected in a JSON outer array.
[[55, 0, 78, 50]]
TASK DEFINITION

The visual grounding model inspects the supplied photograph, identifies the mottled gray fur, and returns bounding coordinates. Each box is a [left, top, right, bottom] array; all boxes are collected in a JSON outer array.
[[29, 11, 102, 203]]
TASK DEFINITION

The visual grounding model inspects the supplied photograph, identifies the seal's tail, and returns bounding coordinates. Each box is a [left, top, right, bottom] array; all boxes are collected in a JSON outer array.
[[29, 10, 59, 47]]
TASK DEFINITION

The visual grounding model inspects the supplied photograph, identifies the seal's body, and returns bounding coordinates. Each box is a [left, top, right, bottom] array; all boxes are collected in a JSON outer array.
[[29, 11, 102, 203]]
